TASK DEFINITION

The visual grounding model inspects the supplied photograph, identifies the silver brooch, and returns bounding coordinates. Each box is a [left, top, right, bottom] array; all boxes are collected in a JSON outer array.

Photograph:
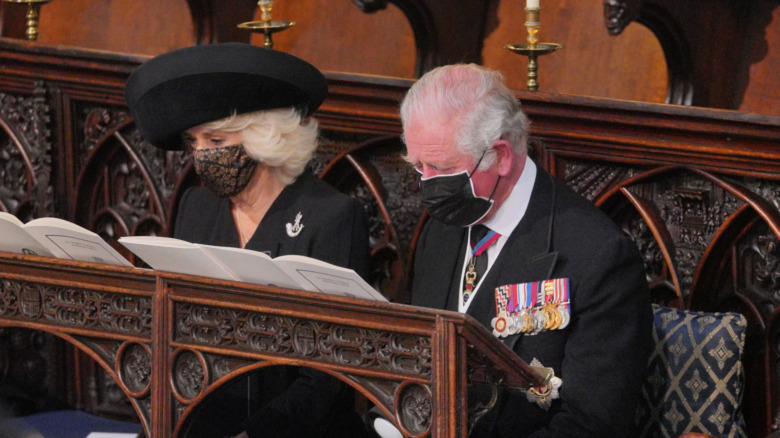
[[286, 212, 305, 237], [525, 358, 562, 411]]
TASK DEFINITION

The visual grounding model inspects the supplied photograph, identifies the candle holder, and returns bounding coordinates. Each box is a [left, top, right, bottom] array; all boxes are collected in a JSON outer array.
[[3, 0, 52, 41], [503, 7, 562, 91], [237, 0, 295, 49]]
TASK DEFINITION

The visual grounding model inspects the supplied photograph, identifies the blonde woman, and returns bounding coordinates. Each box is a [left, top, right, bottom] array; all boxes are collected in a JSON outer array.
[[126, 43, 370, 438]]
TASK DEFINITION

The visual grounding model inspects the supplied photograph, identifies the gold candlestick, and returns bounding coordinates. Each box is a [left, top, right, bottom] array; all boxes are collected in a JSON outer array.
[[503, 7, 562, 91], [237, 0, 295, 49], [3, 0, 52, 41]]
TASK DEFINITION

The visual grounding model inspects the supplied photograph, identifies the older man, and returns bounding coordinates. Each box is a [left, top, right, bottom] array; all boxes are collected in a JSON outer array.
[[403, 64, 652, 437]]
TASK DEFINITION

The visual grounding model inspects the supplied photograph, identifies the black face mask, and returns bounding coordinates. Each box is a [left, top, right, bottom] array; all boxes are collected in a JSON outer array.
[[419, 152, 500, 227]]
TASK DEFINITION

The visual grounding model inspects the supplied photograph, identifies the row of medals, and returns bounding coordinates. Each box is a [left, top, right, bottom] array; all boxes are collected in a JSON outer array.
[[494, 304, 570, 337]]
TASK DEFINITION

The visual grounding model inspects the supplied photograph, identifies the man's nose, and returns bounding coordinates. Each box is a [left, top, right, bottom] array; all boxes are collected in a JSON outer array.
[[419, 165, 438, 179]]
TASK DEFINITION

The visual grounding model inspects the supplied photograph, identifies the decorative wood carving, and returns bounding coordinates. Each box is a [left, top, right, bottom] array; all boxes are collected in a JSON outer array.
[[396, 381, 432, 435], [0, 267, 155, 430], [173, 302, 432, 377], [0, 253, 547, 437], [603, 0, 642, 36], [0, 82, 63, 417], [556, 163, 780, 437], [321, 136, 424, 303], [0, 83, 53, 218], [0, 280, 152, 337], [0, 39, 779, 437]]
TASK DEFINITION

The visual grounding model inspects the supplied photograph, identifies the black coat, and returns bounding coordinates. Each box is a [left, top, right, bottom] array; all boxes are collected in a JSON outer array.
[[175, 171, 370, 438], [412, 167, 653, 437]]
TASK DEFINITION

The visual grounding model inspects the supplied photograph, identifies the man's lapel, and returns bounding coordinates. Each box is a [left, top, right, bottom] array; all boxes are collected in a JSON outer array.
[[412, 222, 468, 311]]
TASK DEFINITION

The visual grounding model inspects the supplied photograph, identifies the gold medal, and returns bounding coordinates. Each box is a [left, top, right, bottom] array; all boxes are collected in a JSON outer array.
[[542, 306, 556, 330], [524, 312, 534, 334], [522, 312, 534, 333], [554, 307, 563, 329], [547, 305, 562, 330], [462, 265, 477, 305]]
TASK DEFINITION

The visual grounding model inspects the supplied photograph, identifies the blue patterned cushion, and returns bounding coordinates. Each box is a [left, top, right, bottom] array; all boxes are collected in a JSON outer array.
[[636, 304, 747, 438]]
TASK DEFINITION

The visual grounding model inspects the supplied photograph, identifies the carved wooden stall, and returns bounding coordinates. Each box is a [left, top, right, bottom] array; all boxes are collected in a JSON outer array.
[[0, 251, 547, 437], [0, 36, 780, 437]]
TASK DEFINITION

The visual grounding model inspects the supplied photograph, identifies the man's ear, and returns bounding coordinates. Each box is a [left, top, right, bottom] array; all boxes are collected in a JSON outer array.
[[492, 139, 517, 176]]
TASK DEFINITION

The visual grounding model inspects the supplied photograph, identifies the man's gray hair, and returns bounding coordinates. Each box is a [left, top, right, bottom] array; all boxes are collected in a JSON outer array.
[[400, 63, 529, 169]]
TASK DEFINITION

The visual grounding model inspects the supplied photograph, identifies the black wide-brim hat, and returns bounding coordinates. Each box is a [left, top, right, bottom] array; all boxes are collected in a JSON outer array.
[[124, 43, 328, 150]]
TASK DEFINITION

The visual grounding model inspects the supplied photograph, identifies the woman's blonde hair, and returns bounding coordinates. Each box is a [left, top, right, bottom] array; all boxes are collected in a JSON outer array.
[[200, 108, 319, 185]]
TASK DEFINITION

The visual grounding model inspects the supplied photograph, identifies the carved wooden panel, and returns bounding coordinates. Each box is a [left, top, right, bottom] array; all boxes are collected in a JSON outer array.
[[173, 303, 432, 376], [0, 265, 156, 432], [0, 279, 152, 336], [0, 255, 548, 437], [321, 136, 425, 304], [168, 297, 434, 436], [550, 157, 780, 437], [73, 105, 183, 242], [0, 83, 54, 219]]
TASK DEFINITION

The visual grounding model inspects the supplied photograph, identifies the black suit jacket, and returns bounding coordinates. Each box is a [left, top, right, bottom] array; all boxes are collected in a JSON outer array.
[[175, 171, 370, 438], [176, 171, 369, 279], [412, 167, 652, 437]]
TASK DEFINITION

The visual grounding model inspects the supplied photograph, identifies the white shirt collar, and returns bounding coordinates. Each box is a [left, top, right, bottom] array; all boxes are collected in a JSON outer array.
[[483, 155, 536, 237], [459, 156, 536, 312]]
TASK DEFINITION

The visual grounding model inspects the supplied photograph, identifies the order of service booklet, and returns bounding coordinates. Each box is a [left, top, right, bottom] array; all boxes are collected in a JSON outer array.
[[0, 212, 133, 267], [118, 235, 387, 302]]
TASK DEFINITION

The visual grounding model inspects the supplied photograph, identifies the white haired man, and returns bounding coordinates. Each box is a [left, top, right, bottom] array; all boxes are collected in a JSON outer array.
[[403, 64, 652, 437]]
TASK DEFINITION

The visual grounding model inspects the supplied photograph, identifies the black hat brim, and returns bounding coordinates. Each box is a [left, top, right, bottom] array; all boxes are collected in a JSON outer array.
[[124, 43, 327, 150]]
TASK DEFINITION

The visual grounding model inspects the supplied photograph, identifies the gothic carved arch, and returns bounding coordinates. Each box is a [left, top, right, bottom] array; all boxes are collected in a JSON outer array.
[[73, 113, 190, 259], [0, 83, 53, 219], [169, 302, 434, 437], [37, 332, 151, 434], [0, 278, 153, 434], [321, 135, 423, 303]]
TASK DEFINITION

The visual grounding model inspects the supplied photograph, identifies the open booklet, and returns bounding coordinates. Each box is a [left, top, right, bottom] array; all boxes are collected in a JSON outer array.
[[118, 235, 387, 302], [0, 212, 133, 267]]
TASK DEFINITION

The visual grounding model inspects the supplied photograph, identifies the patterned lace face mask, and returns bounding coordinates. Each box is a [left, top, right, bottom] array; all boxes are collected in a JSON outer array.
[[192, 144, 258, 198]]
